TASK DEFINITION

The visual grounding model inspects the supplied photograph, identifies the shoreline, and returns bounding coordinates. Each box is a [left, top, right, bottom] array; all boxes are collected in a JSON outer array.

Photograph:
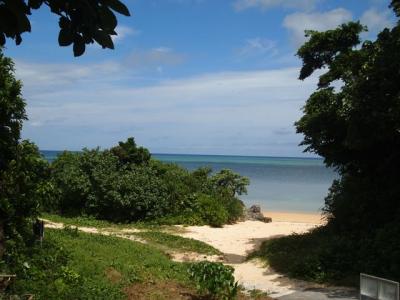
[[263, 210, 325, 224]]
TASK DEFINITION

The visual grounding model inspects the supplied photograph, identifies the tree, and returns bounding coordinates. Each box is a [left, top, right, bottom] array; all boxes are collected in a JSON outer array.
[[259, 2, 400, 283], [211, 169, 249, 198], [110, 137, 151, 166], [295, 1, 400, 232], [0, 49, 52, 269], [0, 140, 50, 266], [0, 50, 26, 170], [0, 0, 130, 56], [0, 49, 26, 260]]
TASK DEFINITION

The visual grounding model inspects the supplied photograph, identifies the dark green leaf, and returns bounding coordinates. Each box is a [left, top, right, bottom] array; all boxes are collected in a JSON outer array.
[[28, 0, 43, 9], [59, 16, 70, 29], [106, 0, 130, 16], [99, 6, 117, 30], [15, 34, 22, 45], [0, 33, 5, 46], [73, 36, 85, 57], [58, 28, 73, 46], [93, 30, 114, 49]]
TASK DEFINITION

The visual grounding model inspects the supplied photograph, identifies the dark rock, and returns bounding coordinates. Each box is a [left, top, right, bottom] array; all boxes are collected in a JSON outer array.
[[249, 205, 261, 213], [261, 216, 272, 223], [245, 205, 272, 223]]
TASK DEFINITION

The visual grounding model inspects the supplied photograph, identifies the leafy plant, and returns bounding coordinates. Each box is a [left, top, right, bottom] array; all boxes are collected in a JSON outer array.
[[188, 261, 238, 300], [197, 194, 229, 227]]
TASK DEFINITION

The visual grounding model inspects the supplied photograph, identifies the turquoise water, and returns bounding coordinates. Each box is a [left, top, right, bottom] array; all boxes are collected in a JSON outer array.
[[41, 151, 336, 213]]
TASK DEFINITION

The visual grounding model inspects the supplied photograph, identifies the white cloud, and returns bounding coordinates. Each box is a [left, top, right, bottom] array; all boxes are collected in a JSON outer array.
[[112, 25, 140, 43], [15, 60, 122, 94], [361, 8, 394, 34], [125, 47, 186, 71], [237, 38, 278, 57], [233, 0, 319, 11], [283, 8, 352, 46], [16, 59, 319, 156], [15, 47, 185, 91]]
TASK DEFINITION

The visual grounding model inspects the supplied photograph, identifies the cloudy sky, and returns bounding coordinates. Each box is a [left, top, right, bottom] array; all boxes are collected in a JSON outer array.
[[4, 0, 396, 156]]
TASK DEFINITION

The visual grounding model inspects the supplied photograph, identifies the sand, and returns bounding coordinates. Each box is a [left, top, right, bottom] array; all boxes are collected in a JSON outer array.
[[265, 210, 326, 224], [177, 212, 323, 298]]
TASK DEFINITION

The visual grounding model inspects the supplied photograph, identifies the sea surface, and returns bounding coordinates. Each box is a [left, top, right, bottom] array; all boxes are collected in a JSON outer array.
[[41, 151, 336, 213]]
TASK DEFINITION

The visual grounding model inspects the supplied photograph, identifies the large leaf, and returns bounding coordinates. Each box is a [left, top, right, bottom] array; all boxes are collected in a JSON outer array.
[[106, 0, 130, 16], [99, 6, 117, 30], [93, 30, 114, 49], [58, 28, 73, 46], [28, 0, 43, 10], [73, 35, 85, 57]]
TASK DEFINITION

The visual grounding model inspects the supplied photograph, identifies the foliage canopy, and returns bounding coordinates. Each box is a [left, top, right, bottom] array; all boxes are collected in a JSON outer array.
[[0, 0, 130, 56], [261, 0, 400, 283], [48, 144, 247, 227]]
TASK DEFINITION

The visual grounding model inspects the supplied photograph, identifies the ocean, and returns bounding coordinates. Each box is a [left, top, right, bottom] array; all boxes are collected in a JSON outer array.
[[41, 151, 336, 213]]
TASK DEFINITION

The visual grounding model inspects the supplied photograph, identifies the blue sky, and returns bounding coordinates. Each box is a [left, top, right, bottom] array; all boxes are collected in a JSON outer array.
[[4, 0, 396, 156]]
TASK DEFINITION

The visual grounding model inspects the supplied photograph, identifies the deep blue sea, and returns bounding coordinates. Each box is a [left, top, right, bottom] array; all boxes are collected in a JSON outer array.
[[41, 151, 336, 213]]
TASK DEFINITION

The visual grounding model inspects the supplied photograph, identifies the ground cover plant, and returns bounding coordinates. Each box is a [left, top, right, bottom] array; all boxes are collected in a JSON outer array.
[[189, 261, 239, 300], [5, 228, 194, 299], [132, 231, 222, 256]]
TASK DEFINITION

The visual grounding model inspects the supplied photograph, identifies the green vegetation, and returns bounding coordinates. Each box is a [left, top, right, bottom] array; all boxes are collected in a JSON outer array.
[[0, 0, 130, 56], [133, 231, 221, 255], [0, 50, 50, 278], [41, 213, 130, 229], [189, 261, 239, 300], [251, 228, 359, 285], [255, 0, 400, 285], [0, 47, 249, 298], [7, 228, 193, 299], [47, 143, 247, 227], [42, 213, 221, 255]]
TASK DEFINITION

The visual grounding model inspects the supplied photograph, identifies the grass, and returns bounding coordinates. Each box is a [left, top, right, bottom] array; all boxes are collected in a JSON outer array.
[[10, 228, 195, 299], [41, 213, 221, 256], [133, 231, 222, 255], [41, 213, 182, 232], [7, 217, 275, 299], [249, 227, 359, 287]]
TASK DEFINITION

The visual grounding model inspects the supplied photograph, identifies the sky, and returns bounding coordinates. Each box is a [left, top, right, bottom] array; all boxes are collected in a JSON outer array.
[[4, 0, 397, 157]]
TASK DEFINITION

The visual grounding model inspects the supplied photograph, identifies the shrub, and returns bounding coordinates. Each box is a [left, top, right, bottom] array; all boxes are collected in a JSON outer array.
[[218, 193, 245, 223], [49, 140, 248, 226], [197, 194, 229, 227], [188, 261, 238, 300], [254, 223, 400, 285], [1, 140, 51, 271]]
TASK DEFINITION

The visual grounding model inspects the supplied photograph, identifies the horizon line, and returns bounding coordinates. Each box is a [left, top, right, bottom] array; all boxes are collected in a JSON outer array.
[[40, 149, 321, 160]]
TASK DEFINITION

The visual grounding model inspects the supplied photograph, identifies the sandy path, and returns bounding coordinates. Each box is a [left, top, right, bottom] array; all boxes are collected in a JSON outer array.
[[178, 220, 318, 298], [44, 215, 357, 299], [44, 220, 145, 243]]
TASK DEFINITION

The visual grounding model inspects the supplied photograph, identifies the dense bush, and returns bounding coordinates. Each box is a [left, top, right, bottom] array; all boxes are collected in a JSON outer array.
[[49, 149, 169, 222], [48, 140, 247, 226]]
